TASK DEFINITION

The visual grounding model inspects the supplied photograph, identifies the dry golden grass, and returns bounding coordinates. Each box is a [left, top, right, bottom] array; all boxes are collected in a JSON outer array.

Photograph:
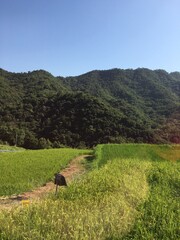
[[155, 145, 180, 162]]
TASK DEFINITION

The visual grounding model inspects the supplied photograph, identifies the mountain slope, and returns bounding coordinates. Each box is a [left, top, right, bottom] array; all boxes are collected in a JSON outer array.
[[61, 68, 179, 119], [0, 68, 179, 148]]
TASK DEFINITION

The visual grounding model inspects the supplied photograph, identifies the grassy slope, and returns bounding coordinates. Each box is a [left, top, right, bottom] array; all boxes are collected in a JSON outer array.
[[0, 144, 179, 240]]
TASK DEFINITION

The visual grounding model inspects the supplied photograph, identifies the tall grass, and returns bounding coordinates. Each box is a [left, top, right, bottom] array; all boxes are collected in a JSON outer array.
[[95, 144, 162, 168], [0, 148, 90, 196], [122, 160, 180, 240], [0, 144, 179, 239], [0, 158, 150, 239], [96, 144, 180, 239]]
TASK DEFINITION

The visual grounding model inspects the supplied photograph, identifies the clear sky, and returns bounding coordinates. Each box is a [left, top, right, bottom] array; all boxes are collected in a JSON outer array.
[[0, 0, 180, 76]]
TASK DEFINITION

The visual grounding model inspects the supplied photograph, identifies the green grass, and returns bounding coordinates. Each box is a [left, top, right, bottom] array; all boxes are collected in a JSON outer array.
[[122, 161, 180, 240], [95, 144, 180, 239], [0, 144, 25, 151], [0, 148, 91, 196], [95, 144, 169, 168], [0, 144, 179, 239], [0, 155, 150, 239]]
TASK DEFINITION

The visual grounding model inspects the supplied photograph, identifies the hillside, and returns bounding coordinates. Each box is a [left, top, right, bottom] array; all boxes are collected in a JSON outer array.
[[0, 68, 179, 148]]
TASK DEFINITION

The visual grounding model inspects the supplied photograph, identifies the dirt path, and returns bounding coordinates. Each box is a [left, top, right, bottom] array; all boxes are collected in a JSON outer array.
[[0, 154, 91, 210]]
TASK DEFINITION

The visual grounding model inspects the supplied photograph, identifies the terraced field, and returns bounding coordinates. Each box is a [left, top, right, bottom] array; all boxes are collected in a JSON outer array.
[[0, 148, 91, 196], [0, 144, 179, 239]]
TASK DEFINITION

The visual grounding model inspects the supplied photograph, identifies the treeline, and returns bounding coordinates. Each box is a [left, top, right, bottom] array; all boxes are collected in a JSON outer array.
[[0, 68, 179, 148]]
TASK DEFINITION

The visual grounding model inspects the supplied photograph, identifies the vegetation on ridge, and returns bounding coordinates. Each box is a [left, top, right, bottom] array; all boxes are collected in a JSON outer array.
[[0, 68, 179, 148]]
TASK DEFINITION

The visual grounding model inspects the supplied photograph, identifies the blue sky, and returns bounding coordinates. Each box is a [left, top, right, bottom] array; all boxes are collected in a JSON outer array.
[[0, 0, 180, 76]]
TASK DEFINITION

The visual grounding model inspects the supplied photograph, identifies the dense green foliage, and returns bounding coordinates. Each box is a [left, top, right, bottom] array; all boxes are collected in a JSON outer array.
[[0, 144, 179, 239], [0, 148, 90, 196], [0, 68, 179, 148]]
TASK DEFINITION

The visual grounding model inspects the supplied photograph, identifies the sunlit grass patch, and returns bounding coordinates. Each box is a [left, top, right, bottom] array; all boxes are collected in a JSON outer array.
[[123, 160, 180, 240], [0, 148, 91, 196], [155, 144, 180, 162], [0, 144, 179, 239], [0, 157, 150, 239]]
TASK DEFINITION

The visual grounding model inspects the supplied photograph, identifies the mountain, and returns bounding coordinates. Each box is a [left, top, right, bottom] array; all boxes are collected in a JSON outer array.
[[0, 68, 179, 148]]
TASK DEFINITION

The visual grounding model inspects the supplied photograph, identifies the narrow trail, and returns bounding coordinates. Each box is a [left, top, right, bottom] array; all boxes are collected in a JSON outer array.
[[0, 154, 91, 211]]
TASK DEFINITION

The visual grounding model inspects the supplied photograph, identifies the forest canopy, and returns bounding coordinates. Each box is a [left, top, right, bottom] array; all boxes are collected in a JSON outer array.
[[0, 68, 179, 148]]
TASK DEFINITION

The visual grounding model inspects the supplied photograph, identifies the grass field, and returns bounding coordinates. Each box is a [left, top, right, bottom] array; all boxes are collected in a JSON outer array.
[[0, 144, 25, 151], [0, 144, 179, 239], [0, 148, 91, 196]]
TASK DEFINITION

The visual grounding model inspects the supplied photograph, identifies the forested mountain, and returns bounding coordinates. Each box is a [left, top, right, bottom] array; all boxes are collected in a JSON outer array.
[[0, 67, 179, 148]]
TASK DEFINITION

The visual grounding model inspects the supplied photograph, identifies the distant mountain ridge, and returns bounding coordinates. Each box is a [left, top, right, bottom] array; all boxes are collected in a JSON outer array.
[[0, 67, 179, 148]]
